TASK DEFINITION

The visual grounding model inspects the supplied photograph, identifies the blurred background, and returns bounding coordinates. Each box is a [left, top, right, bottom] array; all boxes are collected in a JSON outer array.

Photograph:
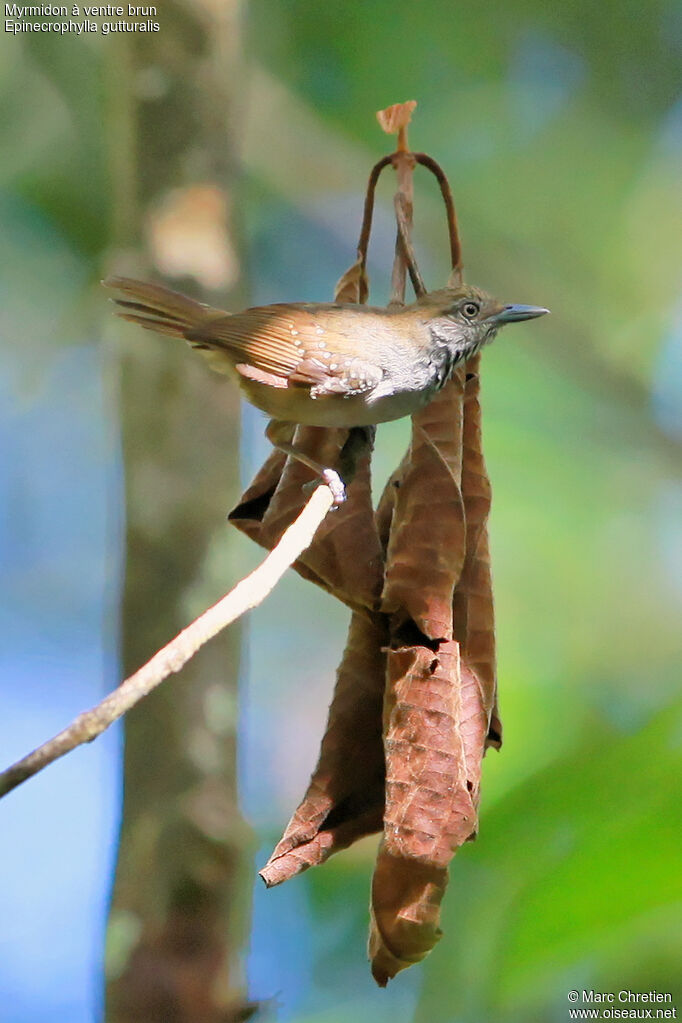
[[0, 2, 680, 1021]]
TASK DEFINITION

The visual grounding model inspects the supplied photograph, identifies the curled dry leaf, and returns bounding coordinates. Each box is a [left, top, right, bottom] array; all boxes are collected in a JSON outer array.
[[260, 610, 388, 887], [382, 642, 482, 866], [452, 359, 501, 749], [381, 368, 467, 640], [376, 101, 418, 137], [369, 639, 488, 984], [446, 264, 464, 288], [334, 257, 369, 304], [369, 849, 447, 987], [457, 528, 502, 751], [369, 360, 497, 985], [374, 458, 406, 551], [230, 425, 384, 611], [260, 463, 412, 887], [458, 360, 492, 558]]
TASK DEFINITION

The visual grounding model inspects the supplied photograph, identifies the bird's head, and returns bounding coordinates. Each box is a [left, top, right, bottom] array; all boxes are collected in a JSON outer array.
[[418, 283, 549, 359]]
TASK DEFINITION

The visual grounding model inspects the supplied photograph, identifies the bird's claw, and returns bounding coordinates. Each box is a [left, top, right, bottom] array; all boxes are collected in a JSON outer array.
[[320, 468, 347, 506], [301, 469, 346, 507]]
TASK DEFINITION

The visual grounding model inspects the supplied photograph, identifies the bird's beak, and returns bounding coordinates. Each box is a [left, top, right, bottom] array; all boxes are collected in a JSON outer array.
[[489, 304, 550, 324]]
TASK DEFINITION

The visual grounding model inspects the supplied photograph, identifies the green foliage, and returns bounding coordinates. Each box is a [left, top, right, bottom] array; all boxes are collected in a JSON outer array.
[[417, 703, 682, 1021]]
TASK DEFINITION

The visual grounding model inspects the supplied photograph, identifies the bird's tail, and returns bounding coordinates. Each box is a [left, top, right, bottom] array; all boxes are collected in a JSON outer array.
[[103, 276, 224, 338]]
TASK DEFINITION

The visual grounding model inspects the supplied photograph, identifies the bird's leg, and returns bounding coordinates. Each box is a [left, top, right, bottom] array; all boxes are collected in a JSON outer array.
[[338, 425, 375, 485], [265, 420, 347, 505]]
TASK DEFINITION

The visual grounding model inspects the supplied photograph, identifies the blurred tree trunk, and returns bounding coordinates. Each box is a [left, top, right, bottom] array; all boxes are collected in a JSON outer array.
[[103, 5, 255, 1021]]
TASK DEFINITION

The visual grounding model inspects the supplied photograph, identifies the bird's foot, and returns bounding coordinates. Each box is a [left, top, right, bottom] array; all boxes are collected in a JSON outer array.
[[320, 468, 347, 505], [302, 469, 346, 506]]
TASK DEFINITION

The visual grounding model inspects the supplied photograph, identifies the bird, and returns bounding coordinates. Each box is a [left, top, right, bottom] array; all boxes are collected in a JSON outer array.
[[103, 276, 548, 503]]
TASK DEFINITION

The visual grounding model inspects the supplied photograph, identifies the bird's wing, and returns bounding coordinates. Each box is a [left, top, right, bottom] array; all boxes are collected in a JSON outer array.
[[188, 304, 384, 396]]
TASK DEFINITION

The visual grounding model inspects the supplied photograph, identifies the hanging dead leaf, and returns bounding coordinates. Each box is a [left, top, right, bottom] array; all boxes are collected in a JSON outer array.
[[260, 610, 387, 887], [382, 642, 480, 865], [452, 359, 501, 749], [376, 101, 418, 137], [334, 257, 369, 304], [446, 265, 464, 288], [260, 455, 429, 888], [368, 639, 489, 985], [455, 532, 502, 751], [230, 426, 384, 611], [369, 847, 447, 987], [381, 368, 467, 640]]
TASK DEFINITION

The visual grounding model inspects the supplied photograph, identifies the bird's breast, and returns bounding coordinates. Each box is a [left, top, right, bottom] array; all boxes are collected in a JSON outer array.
[[237, 374, 433, 427]]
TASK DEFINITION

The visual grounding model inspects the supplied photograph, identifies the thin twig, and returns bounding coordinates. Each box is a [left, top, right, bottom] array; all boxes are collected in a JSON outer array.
[[414, 152, 463, 280], [356, 154, 394, 273], [0, 484, 335, 800], [394, 193, 426, 297], [388, 150, 417, 305]]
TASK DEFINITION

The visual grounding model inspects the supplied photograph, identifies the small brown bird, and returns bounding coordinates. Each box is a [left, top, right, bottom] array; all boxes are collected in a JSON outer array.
[[104, 276, 548, 502]]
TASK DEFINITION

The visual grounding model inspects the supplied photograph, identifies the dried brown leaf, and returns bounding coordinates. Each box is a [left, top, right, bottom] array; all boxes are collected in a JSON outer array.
[[368, 638, 489, 985], [376, 101, 418, 136], [382, 641, 481, 866], [230, 426, 384, 611], [455, 531, 501, 751], [334, 257, 369, 304], [227, 446, 288, 535], [459, 360, 492, 556], [452, 359, 501, 749], [381, 368, 467, 640], [259, 461, 423, 888], [369, 848, 447, 987], [260, 610, 388, 887]]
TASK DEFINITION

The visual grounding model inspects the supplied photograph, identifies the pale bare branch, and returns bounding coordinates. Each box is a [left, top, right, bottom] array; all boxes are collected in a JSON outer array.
[[0, 484, 334, 800]]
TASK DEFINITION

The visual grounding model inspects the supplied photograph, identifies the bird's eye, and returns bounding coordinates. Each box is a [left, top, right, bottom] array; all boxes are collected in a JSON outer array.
[[461, 301, 480, 319]]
